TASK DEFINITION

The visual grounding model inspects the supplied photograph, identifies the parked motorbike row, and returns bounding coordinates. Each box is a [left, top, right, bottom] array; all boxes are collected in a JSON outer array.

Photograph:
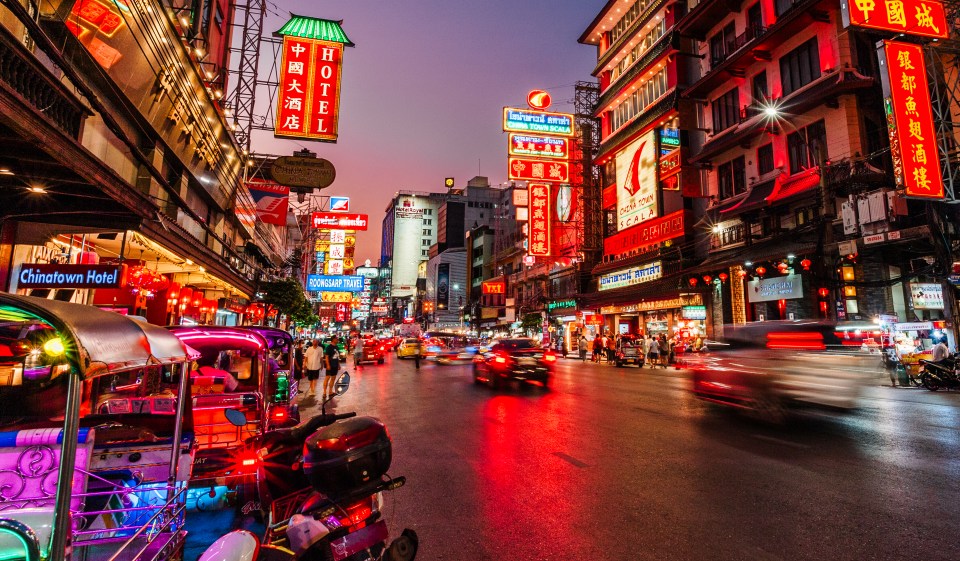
[[0, 293, 416, 561], [918, 354, 960, 391]]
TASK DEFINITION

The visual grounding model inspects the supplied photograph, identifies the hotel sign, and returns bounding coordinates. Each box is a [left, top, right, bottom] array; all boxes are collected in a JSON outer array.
[[502, 108, 574, 136], [843, 0, 948, 39], [599, 261, 663, 291], [508, 134, 570, 159], [880, 41, 944, 199], [275, 34, 345, 142], [17, 264, 126, 289]]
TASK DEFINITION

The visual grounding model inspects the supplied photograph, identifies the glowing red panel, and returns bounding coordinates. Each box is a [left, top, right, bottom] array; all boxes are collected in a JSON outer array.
[[846, 0, 948, 39]]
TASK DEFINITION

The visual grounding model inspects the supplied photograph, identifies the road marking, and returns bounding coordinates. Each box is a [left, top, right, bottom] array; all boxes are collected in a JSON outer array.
[[750, 434, 810, 449], [553, 452, 589, 468]]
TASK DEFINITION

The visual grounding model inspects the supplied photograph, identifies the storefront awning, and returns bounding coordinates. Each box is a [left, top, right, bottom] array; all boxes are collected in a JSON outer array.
[[719, 175, 778, 215], [580, 274, 688, 310], [766, 168, 820, 204], [699, 235, 819, 269]]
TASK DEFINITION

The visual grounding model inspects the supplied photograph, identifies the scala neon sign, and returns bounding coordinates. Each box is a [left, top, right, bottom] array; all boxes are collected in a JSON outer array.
[[527, 90, 552, 110], [508, 134, 570, 160], [843, 0, 948, 39], [503, 108, 574, 137]]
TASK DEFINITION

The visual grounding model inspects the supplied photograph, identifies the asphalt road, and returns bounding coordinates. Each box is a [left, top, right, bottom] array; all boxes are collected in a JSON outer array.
[[295, 353, 960, 561]]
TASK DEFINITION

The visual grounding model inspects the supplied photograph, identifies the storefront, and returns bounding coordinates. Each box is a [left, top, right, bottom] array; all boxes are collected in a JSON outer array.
[[599, 294, 705, 341], [547, 298, 579, 352]]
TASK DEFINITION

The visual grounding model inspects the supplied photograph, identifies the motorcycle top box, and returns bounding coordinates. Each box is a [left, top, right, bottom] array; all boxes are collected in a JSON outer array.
[[303, 416, 392, 495]]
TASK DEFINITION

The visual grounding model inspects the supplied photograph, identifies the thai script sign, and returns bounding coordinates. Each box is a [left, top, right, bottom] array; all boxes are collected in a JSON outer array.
[[599, 261, 663, 291], [910, 282, 944, 309], [311, 212, 369, 230], [503, 108, 574, 136], [600, 294, 702, 315], [508, 134, 570, 159]]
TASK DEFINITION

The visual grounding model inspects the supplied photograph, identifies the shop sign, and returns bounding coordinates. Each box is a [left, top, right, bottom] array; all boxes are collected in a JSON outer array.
[[306, 275, 364, 292], [335, 303, 349, 322], [659, 149, 681, 179], [502, 108, 574, 137], [528, 184, 551, 256], [508, 134, 570, 159], [245, 179, 290, 226], [910, 282, 944, 309], [509, 158, 569, 182], [547, 299, 577, 312], [838, 240, 858, 256], [659, 128, 681, 149], [864, 233, 886, 245], [585, 314, 603, 325], [512, 189, 529, 207], [330, 230, 347, 244], [482, 280, 506, 294], [747, 274, 804, 303], [880, 41, 944, 199], [604, 210, 686, 256], [329, 244, 346, 259], [326, 260, 344, 275], [356, 266, 378, 278], [556, 184, 573, 223], [371, 305, 389, 313], [320, 291, 353, 303], [527, 90, 552, 110], [311, 212, 369, 230], [600, 294, 702, 315], [599, 261, 663, 291], [330, 196, 350, 211], [274, 22, 346, 142], [17, 264, 126, 289], [616, 130, 658, 231], [220, 297, 248, 313], [842, 0, 948, 39], [681, 305, 707, 320], [893, 321, 935, 332], [516, 207, 529, 221]]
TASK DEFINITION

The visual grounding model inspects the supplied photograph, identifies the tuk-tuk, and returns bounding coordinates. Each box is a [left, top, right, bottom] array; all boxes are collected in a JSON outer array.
[[244, 326, 299, 422], [0, 294, 197, 561], [166, 326, 298, 494]]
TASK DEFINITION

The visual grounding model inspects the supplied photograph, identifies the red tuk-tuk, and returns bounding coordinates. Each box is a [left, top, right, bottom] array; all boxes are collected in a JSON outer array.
[[166, 326, 298, 495], [0, 294, 197, 561]]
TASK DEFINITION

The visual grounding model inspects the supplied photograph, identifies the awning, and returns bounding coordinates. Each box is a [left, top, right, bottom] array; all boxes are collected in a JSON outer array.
[[699, 235, 819, 268], [579, 274, 687, 309], [766, 168, 820, 204], [719, 176, 778, 215]]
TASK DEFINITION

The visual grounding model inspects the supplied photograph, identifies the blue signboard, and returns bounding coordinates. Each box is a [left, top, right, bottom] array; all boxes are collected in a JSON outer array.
[[502, 108, 574, 137], [306, 275, 364, 292]]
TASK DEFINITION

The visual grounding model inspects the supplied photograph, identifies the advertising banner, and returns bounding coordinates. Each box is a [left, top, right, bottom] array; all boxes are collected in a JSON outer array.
[[502, 108, 574, 136], [910, 282, 944, 309], [603, 210, 685, 256], [616, 130, 658, 231], [747, 274, 804, 303], [320, 292, 353, 303], [508, 134, 570, 159], [311, 212, 369, 230], [482, 280, 506, 294], [306, 275, 364, 292], [437, 263, 450, 310], [555, 184, 573, 222], [275, 31, 345, 142], [880, 41, 944, 199], [17, 264, 127, 289], [598, 261, 663, 291], [843, 0, 948, 39], [528, 184, 551, 256], [508, 158, 569, 182], [330, 196, 350, 211], [245, 180, 290, 226]]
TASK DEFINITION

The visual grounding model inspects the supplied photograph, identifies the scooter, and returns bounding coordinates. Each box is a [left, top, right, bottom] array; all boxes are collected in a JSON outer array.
[[919, 356, 960, 391], [200, 372, 418, 561]]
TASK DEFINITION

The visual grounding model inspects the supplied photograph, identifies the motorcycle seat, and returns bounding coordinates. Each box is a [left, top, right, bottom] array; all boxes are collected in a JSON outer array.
[[299, 491, 330, 515]]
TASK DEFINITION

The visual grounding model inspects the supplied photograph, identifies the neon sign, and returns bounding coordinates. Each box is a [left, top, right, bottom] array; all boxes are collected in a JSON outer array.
[[508, 134, 570, 159], [528, 184, 551, 257], [508, 158, 569, 182], [844, 0, 948, 39], [503, 108, 574, 137]]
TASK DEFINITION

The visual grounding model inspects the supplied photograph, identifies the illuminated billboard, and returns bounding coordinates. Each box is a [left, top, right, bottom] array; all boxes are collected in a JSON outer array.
[[306, 275, 364, 292], [503, 108, 574, 136], [508, 134, 570, 159], [881, 40, 944, 199], [274, 17, 352, 142], [482, 280, 506, 294], [843, 0, 948, 39], [508, 158, 569, 182], [528, 184, 551, 257], [616, 130, 658, 230], [311, 212, 369, 230]]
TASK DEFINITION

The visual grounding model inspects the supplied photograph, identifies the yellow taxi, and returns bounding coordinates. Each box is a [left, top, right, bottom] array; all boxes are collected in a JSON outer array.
[[396, 338, 422, 359]]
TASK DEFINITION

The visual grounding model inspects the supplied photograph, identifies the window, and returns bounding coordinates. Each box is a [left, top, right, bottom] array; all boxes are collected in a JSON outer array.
[[609, 0, 649, 45], [775, 0, 798, 16], [712, 88, 740, 133], [609, 67, 670, 132], [709, 22, 736, 66], [717, 156, 746, 199], [611, 16, 667, 84], [422, 239, 430, 246], [780, 38, 820, 96], [421, 250, 428, 257], [757, 144, 774, 175], [752, 71, 768, 104], [787, 119, 826, 173], [747, 3, 763, 31]]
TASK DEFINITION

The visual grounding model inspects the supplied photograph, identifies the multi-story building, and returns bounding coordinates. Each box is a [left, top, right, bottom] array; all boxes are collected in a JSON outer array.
[[424, 247, 467, 330], [465, 224, 498, 331], [0, 0, 279, 325], [579, 0, 708, 339]]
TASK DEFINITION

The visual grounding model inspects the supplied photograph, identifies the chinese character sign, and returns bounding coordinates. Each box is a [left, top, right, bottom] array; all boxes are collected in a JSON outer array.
[[508, 158, 569, 182], [275, 36, 345, 142], [883, 41, 943, 199], [846, 0, 948, 39], [528, 184, 551, 257]]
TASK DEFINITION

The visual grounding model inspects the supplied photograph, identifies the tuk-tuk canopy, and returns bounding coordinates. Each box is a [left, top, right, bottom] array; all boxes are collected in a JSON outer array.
[[0, 293, 198, 378], [244, 326, 292, 350], [167, 325, 266, 355]]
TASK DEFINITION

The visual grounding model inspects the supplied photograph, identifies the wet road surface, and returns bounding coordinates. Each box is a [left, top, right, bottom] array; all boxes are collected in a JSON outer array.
[[297, 353, 960, 561]]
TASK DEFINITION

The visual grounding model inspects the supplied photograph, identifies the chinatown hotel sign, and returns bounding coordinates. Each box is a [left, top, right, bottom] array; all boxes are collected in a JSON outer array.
[[274, 16, 354, 142]]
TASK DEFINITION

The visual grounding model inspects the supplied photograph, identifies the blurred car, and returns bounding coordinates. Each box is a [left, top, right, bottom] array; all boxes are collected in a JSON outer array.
[[690, 322, 874, 422], [378, 337, 398, 351], [473, 338, 556, 389], [615, 341, 645, 367], [396, 338, 422, 359], [358, 339, 386, 365]]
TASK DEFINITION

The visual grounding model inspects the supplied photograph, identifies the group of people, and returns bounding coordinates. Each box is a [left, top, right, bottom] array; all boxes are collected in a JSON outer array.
[[576, 332, 705, 367], [292, 336, 341, 398]]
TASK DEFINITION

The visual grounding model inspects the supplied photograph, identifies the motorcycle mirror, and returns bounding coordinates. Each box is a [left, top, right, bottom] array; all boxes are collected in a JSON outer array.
[[224, 408, 247, 427], [334, 372, 351, 396]]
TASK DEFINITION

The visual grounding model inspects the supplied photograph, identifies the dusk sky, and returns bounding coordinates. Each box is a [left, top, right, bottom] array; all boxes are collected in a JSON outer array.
[[250, 1, 601, 264]]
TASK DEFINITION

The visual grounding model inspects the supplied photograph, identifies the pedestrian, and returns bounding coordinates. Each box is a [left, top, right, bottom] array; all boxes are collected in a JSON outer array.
[[303, 339, 324, 394], [592, 336, 603, 363], [646, 335, 659, 368], [322, 335, 341, 398], [413, 338, 422, 370], [658, 334, 670, 368], [606, 335, 616, 363], [578, 334, 588, 361], [293, 340, 305, 381], [352, 334, 364, 368]]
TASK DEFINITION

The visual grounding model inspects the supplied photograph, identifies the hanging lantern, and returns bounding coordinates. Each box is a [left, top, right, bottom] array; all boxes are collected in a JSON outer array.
[[179, 287, 193, 311], [702, 275, 712, 284], [755, 266, 767, 276], [688, 277, 698, 287], [718, 272, 728, 282], [777, 262, 789, 274], [801, 258, 812, 270], [818, 288, 830, 298], [192, 291, 203, 309], [167, 282, 181, 305], [737, 269, 748, 278]]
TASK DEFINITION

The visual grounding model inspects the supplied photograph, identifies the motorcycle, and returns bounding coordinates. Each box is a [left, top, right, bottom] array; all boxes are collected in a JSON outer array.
[[918, 355, 960, 391], [200, 372, 418, 561]]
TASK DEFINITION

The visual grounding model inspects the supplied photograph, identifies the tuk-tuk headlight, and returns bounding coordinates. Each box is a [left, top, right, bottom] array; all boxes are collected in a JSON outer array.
[[43, 337, 65, 356]]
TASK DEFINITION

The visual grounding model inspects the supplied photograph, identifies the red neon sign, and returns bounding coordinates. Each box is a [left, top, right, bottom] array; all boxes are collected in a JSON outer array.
[[884, 41, 943, 199], [603, 210, 686, 256], [508, 134, 570, 160], [275, 37, 344, 142], [508, 158, 569, 182], [311, 212, 369, 230], [527, 90, 552, 110], [481, 280, 506, 295], [846, 0, 948, 39], [528, 184, 551, 257]]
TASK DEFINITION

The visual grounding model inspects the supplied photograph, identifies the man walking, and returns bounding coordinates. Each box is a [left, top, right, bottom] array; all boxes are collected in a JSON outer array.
[[303, 339, 324, 394], [322, 335, 341, 398], [578, 334, 588, 361]]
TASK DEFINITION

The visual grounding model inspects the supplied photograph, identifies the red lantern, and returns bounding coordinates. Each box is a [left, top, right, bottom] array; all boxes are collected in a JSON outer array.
[[818, 288, 830, 298], [777, 262, 789, 273], [167, 282, 181, 305], [192, 291, 203, 309], [755, 266, 767, 276], [702, 275, 713, 284], [718, 272, 728, 282], [801, 258, 812, 270], [688, 277, 698, 287], [737, 269, 748, 278], [178, 287, 193, 310]]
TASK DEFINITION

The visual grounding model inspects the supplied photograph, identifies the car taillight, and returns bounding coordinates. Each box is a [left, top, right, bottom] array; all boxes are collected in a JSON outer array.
[[379, 346, 384, 351], [272, 407, 288, 422], [237, 449, 259, 468], [494, 356, 507, 364], [543, 353, 557, 362], [340, 497, 375, 528]]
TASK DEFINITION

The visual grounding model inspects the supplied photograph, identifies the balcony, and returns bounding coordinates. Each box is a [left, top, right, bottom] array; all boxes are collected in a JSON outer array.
[[677, 0, 744, 39], [684, 0, 829, 99]]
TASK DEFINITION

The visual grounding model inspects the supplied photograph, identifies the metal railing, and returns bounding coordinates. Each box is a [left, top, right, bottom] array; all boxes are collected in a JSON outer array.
[[710, 25, 768, 69]]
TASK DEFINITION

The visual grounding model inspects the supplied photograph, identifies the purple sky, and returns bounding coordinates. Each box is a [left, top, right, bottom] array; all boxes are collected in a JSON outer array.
[[251, 0, 600, 265]]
